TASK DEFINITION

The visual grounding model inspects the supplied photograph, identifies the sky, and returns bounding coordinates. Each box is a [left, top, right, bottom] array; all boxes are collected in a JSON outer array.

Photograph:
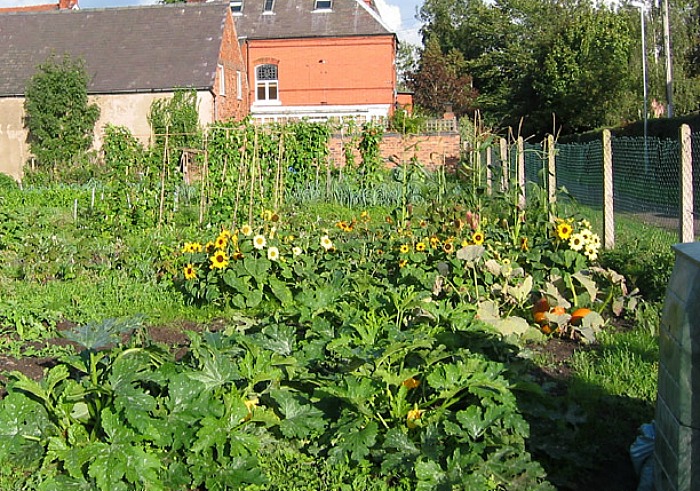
[[67, 0, 426, 45]]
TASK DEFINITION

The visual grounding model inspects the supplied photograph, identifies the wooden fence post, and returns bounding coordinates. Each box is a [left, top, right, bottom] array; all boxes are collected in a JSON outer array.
[[500, 137, 508, 192], [547, 134, 556, 217], [602, 129, 615, 249], [680, 124, 694, 243], [517, 136, 525, 209]]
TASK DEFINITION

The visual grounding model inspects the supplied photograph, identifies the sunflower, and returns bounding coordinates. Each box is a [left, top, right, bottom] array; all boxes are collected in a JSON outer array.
[[443, 242, 455, 254], [253, 234, 267, 250], [267, 246, 280, 261], [399, 259, 408, 268], [472, 230, 485, 245], [520, 236, 529, 251], [232, 250, 244, 260], [584, 243, 599, 261], [191, 242, 203, 253], [399, 243, 410, 254], [240, 224, 253, 236], [556, 222, 573, 240], [320, 235, 334, 251], [429, 236, 440, 248], [210, 250, 229, 269], [569, 233, 585, 251], [205, 241, 216, 253], [215, 235, 228, 250], [181, 242, 195, 253], [262, 209, 273, 221], [415, 241, 426, 252], [183, 263, 197, 280]]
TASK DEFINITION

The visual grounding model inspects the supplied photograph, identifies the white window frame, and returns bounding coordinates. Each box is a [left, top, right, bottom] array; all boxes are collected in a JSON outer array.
[[230, 0, 242, 14], [236, 70, 243, 100], [218, 64, 226, 96], [314, 0, 332, 10], [255, 64, 279, 104], [263, 0, 274, 14]]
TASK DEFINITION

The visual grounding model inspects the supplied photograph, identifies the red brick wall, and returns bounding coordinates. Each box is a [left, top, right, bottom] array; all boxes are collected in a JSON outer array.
[[214, 10, 249, 121], [243, 35, 396, 108], [328, 132, 461, 171]]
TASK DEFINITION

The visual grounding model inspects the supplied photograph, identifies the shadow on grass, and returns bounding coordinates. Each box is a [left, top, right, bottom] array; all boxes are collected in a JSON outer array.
[[508, 333, 657, 491]]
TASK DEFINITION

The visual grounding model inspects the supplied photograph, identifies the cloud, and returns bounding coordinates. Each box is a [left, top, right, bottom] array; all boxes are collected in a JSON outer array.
[[374, 0, 422, 46]]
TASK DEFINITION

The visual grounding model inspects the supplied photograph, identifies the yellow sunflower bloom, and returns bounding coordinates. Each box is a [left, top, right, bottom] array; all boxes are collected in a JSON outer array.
[[399, 259, 408, 268], [443, 242, 455, 254], [556, 222, 573, 240], [183, 264, 197, 280], [415, 241, 426, 252], [399, 243, 410, 254], [210, 250, 229, 269], [472, 230, 485, 245], [205, 241, 216, 253], [215, 235, 228, 250]]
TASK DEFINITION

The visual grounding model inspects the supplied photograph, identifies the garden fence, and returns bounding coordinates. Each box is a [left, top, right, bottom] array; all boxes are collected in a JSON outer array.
[[479, 124, 699, 248]]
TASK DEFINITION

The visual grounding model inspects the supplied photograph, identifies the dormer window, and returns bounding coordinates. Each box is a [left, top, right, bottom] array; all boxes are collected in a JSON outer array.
[[263, 0, 274, 13], [314, 0, 332, 9], [230, 0, 242, 14]]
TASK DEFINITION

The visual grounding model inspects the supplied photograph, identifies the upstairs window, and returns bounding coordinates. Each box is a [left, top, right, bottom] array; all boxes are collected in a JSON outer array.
[[230, 0, 242, 14], [263, 0, 274, 13], [256, 64, 278, 102], [314, 0, 332, 9]]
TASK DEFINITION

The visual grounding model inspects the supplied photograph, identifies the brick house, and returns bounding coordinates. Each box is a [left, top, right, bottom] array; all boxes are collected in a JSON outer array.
[[0, 0, 78, 13], [0, 2, 248, 179], [233, 0, 398, 123]]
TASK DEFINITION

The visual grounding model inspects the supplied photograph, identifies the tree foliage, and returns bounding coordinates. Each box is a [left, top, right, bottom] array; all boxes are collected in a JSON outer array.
[[406, 36, 478, 118], [418, 0, 700, 136], [23, 54, 101, 168]]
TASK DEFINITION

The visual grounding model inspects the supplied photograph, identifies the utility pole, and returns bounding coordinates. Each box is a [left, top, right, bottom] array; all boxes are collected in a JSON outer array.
[[662, 0, 674, 117]]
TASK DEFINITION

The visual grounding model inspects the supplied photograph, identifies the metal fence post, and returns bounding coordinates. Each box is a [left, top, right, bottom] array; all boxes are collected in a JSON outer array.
[[603, 129, 615, 249], [680, 124, 694, 243]]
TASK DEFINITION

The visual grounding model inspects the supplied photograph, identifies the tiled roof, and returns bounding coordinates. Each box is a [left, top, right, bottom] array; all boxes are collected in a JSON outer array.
[[234, 0, 392, 40], [0, 2, 228, 96]]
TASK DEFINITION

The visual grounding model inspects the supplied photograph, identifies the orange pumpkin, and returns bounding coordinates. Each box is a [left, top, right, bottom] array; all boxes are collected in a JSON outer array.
[[550, 306, 567, 316], [570, 308, 593, 325], [533, 311, 547, 325]]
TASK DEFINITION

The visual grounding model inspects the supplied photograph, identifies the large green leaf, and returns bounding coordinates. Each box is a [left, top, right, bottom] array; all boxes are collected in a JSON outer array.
[[270, 389, 326, 439]]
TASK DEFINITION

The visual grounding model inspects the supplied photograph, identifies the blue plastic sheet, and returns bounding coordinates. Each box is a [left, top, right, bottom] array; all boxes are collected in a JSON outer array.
[[630, 421, 655, 491]]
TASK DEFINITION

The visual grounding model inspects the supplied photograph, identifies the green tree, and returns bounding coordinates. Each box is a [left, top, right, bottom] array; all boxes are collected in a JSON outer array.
[[23, 54, 101, 169], [530, 6, 634, 133], [406, 36, 478, 118]]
